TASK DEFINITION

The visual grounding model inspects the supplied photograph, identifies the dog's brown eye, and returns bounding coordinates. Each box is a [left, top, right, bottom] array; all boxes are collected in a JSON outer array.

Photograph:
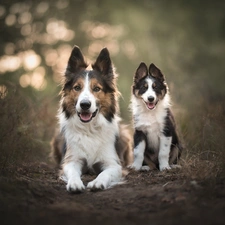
[[152, 82, 156, 89], [74, 85, 81, 91], [93, 87, 101, 92]]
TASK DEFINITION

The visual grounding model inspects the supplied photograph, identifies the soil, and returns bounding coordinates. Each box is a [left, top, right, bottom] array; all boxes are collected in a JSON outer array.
[[0, 162, 224, 225]]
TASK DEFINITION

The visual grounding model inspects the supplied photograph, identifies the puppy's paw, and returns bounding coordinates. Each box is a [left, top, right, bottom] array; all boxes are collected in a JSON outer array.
[[170, 164, 182, 169], [66, 178, 85, 193], [128, 162, 142, 171], [140, 165, 150, 171], [159, 164, 171, 171]]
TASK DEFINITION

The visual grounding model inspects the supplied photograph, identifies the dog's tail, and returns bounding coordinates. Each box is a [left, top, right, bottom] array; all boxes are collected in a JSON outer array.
[[50, 129, 66, 165], [116, 124, 133, 168]]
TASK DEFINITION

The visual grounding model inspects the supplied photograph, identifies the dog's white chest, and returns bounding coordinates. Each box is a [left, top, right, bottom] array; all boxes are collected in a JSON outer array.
[[62, 114, 119, 166]]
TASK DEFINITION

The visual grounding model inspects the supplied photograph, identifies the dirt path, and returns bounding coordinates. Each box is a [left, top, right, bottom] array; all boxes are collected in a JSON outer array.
[[0, 162, 224, 225]]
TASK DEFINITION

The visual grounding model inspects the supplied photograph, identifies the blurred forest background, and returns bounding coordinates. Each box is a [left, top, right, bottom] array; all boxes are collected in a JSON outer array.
[[0, 0, 225, 177]]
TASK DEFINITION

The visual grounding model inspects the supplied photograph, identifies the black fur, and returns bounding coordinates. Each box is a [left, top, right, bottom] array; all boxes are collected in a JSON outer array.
[[133, 130, 146, 148]]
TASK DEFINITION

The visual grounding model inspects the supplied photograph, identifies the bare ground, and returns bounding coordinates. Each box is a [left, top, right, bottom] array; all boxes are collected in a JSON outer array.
[[0, 162, 224, 225]]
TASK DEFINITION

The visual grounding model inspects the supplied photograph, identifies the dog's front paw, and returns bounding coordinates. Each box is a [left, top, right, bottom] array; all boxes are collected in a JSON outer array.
[[87, 178, 109, 191], [66, 178, 85, 193], [159, 164, 171, 171]]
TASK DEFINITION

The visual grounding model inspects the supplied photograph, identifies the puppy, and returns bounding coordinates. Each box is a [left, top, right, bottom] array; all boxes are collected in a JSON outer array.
[[130, 62, 182, 171]]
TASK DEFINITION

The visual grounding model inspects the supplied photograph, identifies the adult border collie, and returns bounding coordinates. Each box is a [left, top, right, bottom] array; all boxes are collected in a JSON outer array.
[[52, 46, 132, 192], [130, 62, 182, 171]]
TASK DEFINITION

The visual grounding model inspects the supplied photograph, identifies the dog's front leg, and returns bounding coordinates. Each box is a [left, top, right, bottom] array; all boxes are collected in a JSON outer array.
[[87, 164, 122, 190], [63, 161, 85, 193], [158, 136, 172, 171]]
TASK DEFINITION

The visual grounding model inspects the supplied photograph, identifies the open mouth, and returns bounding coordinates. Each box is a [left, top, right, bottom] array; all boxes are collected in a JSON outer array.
[[145, 101, 158, 110], [78, 109, 98, 123]]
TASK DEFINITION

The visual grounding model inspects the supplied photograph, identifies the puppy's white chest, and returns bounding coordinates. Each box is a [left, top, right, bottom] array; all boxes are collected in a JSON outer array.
[[135, 110, 164, 151], [144, 119, 161, 150]]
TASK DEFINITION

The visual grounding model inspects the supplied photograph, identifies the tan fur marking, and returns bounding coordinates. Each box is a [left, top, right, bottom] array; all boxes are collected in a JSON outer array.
[[116, 124, 133, 167], [89, 78, 116, 118], [134, 89, 142, 99], [89, 79, 103, 93], [72, 78, 85, 91], [50, 129, 64, 165], [62, 78, 85, 116]]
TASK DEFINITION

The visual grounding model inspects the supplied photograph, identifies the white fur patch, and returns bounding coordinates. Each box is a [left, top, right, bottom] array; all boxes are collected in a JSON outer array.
[[158, 136, 172, 171], [140, 165, 150, 171], [141, 78, 157, 104], [87, 165, 122, 190], [76, 74, 97, 114], [130, 140, 146, 171], [63, 162, 85, 192]]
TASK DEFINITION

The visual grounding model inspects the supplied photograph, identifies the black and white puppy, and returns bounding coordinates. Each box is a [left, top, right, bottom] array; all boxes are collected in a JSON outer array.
[[130, 62, 182, 171]]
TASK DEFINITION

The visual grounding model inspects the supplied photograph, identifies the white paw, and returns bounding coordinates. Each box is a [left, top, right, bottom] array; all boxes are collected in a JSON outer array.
[[87, 178, 109, 191], [128, 162, 142, 171], [66, 178, 85, 193], [170, 164, 182, 169], [159, 164, 171, 171], [140, 165, 150, 171]]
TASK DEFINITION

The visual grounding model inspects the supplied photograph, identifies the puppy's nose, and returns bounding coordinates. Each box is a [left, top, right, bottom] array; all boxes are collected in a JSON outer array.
[[80, 100, 91, 110], [148, 96, 155, 102]]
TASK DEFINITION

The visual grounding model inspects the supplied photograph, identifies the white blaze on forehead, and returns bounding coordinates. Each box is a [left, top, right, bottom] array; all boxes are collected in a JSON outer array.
[[141, 77, 156, 102], [81, 72, 91, 98], [76, 72, 97, 113]]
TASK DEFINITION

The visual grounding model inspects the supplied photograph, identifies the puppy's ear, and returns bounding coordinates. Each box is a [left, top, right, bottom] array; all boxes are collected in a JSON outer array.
[[149, 63, 165, 82], [92, 48, 113, 76], [65, 45, 87, 78], [134, 62, 148, 83]]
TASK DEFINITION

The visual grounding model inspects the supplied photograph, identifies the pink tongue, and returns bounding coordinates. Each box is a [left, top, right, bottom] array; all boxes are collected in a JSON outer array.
[[80, 113, 92, 121], [147, 103, 155, 109]]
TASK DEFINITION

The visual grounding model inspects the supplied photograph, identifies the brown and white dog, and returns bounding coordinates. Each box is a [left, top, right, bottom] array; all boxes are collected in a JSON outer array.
[[52, 46, 132, 193], [130, 62, 182, 171]]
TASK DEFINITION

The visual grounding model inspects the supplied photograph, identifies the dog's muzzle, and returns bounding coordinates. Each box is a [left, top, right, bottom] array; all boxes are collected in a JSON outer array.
[[78, 100, 98, 123]]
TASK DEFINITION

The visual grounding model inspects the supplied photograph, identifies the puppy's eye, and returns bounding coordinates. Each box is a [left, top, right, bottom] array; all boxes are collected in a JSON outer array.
[[93, 86, 101, 92], [74, 85, 81, 91], [152, 82, 156, 89], [144, 83, 148, 90]]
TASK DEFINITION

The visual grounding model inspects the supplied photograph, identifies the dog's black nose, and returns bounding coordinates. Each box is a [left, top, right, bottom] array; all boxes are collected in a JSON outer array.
[[148, 96, 155, 102], [80, 100, 91, 110]]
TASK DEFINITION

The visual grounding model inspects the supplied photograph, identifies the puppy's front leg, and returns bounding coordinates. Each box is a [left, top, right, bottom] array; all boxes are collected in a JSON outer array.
[[130, 130, 146, 170], [63, 161, 85, 193], [159, 136, 172, 171], [130, 140, 146, 170]]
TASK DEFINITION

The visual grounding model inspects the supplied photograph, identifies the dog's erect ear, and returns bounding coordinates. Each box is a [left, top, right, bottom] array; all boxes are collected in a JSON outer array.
[[65, 45, 87, 76], [92, 48, 113, 75], [149, 63, 165, 82], [134, 62, 148, 83]]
